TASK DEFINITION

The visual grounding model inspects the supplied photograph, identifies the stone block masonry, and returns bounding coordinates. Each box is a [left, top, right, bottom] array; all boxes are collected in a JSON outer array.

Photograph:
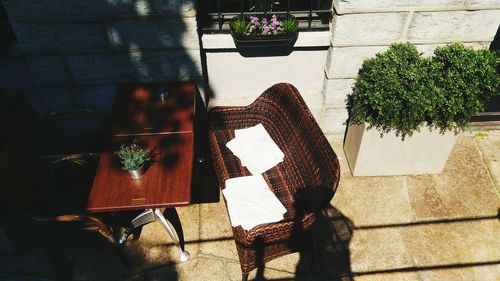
[[37, 85, 116, 116], [323, 0, 500, 137], [334, 0, 500, 13], [1, 0, 200, 116], [12, 22, 109, 54], [3, 0, 499, 140], [331, 12, 408, 46], [26, 56, 69, 86], [1, 0, 195, 21], [67, 50, 202, 82], [325, 46, 389, 79], [110, 17, 199, 50], [408, 10, 500, 43]]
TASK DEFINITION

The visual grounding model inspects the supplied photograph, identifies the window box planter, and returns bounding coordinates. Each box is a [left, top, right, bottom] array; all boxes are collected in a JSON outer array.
[[230, 29, 298, 49], [229, 15, 298, 50]]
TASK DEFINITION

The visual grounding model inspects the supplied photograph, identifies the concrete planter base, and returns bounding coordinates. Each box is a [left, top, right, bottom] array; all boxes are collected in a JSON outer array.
[[344, 123, 458, 176]]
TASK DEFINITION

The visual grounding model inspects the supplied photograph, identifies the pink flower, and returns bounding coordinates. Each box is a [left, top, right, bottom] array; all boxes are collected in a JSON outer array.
[[262, 25, 270, 35], [250, 16, 259, 25]]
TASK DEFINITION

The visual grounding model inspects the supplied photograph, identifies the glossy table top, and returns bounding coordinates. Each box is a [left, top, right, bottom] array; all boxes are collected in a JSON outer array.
[[110, 82, 196, 136], [87, 82, 195, 213]]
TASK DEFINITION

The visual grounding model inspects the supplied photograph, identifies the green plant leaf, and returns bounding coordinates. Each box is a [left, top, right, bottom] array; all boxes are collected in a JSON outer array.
[[346, 42, 499, 138]]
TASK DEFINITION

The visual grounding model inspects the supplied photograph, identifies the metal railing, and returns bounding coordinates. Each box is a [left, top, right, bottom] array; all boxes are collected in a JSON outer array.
[[200, 0, 333, 33]]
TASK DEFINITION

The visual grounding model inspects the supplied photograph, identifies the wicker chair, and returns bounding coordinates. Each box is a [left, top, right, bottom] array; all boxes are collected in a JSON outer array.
[[208, 83, 341, 280]]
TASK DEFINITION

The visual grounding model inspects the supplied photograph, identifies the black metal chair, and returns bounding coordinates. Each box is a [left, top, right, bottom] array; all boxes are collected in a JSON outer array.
[[0, 87, 124, 270], [0, 138, 115, 244]]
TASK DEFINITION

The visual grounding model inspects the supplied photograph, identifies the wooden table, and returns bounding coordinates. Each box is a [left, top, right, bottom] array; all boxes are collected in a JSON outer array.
[[87, 82, 198, 262]]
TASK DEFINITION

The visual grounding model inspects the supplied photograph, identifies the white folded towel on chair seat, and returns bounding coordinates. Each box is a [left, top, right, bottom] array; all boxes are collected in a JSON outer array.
[[222, 175, 287, 231], [226, 123, 284, 175]]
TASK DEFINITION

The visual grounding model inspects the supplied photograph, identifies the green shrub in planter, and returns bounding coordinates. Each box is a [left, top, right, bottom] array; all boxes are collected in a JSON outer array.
[[429, 43, 499, 132], [347, 42, 499, 137], [347, 43, 434, 136]]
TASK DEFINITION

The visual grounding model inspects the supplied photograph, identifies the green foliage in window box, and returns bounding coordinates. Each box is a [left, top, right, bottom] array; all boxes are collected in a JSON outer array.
[[281, 17, 298, 33], [347, 42, 499, 137], [115, 142, 151, 171], [231, 17, 251, 35]]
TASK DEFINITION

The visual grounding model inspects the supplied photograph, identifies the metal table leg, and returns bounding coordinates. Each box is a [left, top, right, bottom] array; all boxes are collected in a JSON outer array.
[[118, 209, 156, 244], [154, 208, 190, 262], [118, 208, 190, 262]]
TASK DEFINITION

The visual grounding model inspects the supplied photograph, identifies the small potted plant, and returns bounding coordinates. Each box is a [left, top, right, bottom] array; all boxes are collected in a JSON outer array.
[[115, 141, 151, 180], [344, 42, 499, 176], [230, 14, 298, 49]]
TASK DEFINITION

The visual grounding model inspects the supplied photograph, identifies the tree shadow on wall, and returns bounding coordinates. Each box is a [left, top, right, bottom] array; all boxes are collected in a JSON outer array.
[[67, 1, 216, 280], [86, 0, 219, 207], [0, 0, 218, 281]]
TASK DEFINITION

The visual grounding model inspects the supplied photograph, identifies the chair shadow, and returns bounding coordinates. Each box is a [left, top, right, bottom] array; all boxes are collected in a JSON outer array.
[[250, 203, 354, 281], [250, 186, 354, 281], [305, 204, 354, 280]]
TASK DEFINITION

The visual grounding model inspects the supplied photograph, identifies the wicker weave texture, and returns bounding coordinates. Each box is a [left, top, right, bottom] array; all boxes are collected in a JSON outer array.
[[208, 83, 341, 274]]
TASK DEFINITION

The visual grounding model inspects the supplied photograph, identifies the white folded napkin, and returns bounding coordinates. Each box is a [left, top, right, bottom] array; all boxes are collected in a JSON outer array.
[[222, 175, 287, 230], [226, 123, 284, 175]]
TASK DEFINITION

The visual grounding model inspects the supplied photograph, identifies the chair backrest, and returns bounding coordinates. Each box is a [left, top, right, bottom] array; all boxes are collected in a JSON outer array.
[[251, 83, 340, 189]]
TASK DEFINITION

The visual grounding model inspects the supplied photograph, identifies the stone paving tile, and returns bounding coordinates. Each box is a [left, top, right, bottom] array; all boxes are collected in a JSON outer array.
[[177, 204, 202, 257], [407, 135, 499, 219], [474, 134, 500, 194], [314, 205, 354, 279], [484, 160, 500, 194], [6, 134, 500, 281], [199, 199, 239, 261], [264, 252, 314, 274], [224, 261, 302, 281], [353, 271, 422, 281], [0, 213, 55, 277], [406, 175, 452, 219], [407, 169, 499, 219], [470, 264, 500, 281], [121, 274, 147, 281], [443, 136, 484, 172], [144, 257, 225, 281], [416, 265, 500, 281], [122, 205, 201, 271], [73, 257, 125, 281], [68, 233, 129, 280], [332, 176, 415, 226], [401, 219, 500, 267], [348, 228, 416, 274]]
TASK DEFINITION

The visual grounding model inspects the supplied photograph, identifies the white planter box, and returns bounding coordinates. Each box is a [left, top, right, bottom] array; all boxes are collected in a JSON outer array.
[[343, 123, 458, 176]]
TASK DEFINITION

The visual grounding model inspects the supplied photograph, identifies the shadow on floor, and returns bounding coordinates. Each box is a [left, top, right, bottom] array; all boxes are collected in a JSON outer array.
[[248, 204, 354, 281], [291, 205, 354, 281]]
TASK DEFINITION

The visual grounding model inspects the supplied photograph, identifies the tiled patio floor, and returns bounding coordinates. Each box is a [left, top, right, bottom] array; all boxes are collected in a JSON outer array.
[[1, 133, 499, 281]]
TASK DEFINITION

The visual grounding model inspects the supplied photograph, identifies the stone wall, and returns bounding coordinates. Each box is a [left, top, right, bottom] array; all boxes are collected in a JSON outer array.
[[322, 0, 500, 137], [3, 0, 499, 139], [1, 0, 201, 116]]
